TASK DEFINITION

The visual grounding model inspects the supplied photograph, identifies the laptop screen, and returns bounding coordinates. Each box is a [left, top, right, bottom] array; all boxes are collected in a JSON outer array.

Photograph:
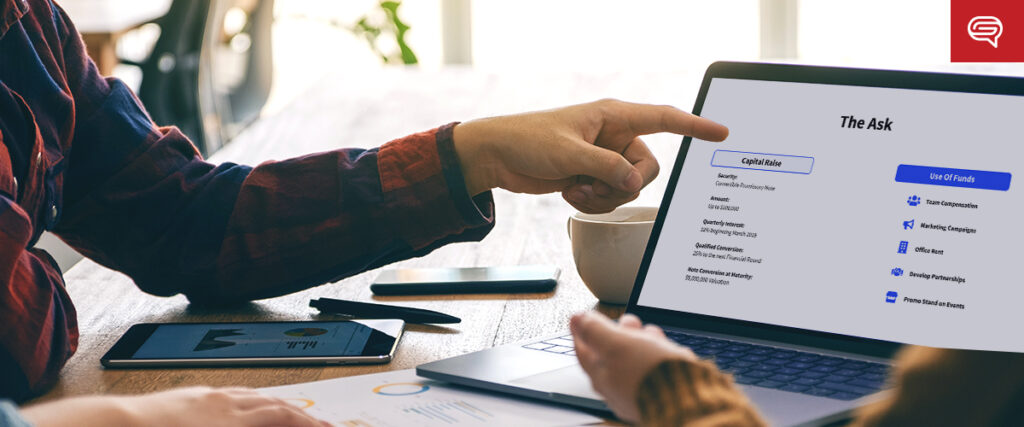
[[635, 74, 1023, 352]]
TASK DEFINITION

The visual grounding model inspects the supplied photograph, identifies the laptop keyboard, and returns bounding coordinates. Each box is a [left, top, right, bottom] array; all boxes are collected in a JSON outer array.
[[523, 331, 891, 401]]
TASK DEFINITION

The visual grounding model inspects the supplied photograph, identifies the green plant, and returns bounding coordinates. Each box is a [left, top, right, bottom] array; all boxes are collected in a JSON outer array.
[[349, 1, 418, 65]]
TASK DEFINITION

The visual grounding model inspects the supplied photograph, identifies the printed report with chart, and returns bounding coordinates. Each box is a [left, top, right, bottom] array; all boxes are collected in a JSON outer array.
[[260, 369, 600, 426]]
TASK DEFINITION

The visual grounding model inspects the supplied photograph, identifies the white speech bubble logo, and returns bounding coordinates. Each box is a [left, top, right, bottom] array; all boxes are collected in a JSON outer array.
[[968, 16, 1003, 48]]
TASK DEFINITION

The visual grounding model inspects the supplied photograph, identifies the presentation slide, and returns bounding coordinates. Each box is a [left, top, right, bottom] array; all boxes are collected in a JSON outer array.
[[638, 77, 1024, 352], [132, 322, 373, 358]]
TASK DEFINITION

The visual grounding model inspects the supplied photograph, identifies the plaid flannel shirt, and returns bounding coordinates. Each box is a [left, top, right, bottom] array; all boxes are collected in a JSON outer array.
[[0, 0, 494, 400]]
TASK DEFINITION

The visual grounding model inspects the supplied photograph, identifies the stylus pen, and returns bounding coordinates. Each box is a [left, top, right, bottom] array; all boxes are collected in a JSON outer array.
[[309, 297, 461, 324]]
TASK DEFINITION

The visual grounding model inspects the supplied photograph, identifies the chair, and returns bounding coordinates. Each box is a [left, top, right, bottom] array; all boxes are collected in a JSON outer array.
[[127, 0, 275, 156]]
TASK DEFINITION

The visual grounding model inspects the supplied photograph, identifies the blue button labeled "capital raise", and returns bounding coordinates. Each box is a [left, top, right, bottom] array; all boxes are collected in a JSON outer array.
[[894, 164, 1011, 191]]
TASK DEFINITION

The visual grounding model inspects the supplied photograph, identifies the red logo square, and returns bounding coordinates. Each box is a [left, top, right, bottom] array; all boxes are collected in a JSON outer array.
[[951, 0, 1024, 62]]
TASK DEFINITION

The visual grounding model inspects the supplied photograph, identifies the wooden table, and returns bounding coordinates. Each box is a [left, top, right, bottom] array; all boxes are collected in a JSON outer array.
[[35, 68, 705, 406]]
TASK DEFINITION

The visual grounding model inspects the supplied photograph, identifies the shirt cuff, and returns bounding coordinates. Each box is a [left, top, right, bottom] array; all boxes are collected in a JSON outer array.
[[434, 122, 494, 227], [0, 400, 33, 427], [376, 122, 495, 250]]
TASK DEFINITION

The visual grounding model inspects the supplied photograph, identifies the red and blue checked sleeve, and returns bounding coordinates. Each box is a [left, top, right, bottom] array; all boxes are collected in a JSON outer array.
[[60, 122, 496, 305], [210, 124, 496, 302], [0, 136, 77, 402], [42, 2, 495, 304], [51, 24, 495, 303], [0, 0, 494, 400]]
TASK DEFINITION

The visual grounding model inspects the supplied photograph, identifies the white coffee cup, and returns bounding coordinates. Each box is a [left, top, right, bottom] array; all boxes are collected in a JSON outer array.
[[567, 206, 658, 304]]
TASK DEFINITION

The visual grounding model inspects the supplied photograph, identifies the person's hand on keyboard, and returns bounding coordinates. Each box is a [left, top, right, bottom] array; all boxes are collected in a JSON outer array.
[[570, 311, 696, 423]]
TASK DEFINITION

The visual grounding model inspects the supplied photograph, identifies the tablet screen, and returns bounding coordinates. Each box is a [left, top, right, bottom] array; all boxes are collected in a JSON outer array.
[[131, 321, 389, 359]]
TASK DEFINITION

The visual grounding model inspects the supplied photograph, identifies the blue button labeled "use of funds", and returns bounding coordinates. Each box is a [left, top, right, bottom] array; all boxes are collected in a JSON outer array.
[[894, 164, 1011, 191]]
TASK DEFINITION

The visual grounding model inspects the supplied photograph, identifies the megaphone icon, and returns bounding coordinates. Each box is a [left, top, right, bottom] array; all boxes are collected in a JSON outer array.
[[903, 219, 914, 230]]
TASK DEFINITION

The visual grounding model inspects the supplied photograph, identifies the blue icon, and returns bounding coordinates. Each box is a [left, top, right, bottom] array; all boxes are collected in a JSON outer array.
[[886, 291, 898, 303], [907, 195, 921, 206], [891, 267, 904, 277], [903, 219, 915, 230], [897, 241, 908, 254]]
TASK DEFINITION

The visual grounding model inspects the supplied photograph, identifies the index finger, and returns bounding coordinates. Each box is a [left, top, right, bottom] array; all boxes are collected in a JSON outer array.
[[608, 100, 729, 141]]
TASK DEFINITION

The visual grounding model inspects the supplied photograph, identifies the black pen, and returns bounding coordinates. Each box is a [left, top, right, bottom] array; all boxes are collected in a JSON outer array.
[[309, 297, 461, 324]]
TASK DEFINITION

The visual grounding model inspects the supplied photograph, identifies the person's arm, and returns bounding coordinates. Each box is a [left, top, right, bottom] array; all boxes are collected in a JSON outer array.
[[18, 387, 329, 427], [851, 346, 1024, 426], [44, 0, 729, 304], [4, 0, 727, 397], [52, 0, 728, 305], [0, 227, 76, 402], [573, 312, 1024, 427], [47, 3, 493, 304], [571, 312, 766, 426], [636, 360, 767, 426], [0, 107, 76, 401]]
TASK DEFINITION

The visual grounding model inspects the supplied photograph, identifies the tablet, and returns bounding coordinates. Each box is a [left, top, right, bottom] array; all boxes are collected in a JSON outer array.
[[101, 319, 404, 368]]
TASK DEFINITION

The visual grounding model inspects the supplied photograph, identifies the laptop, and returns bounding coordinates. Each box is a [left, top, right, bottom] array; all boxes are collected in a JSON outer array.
[[418, 62, 1024, 426]]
